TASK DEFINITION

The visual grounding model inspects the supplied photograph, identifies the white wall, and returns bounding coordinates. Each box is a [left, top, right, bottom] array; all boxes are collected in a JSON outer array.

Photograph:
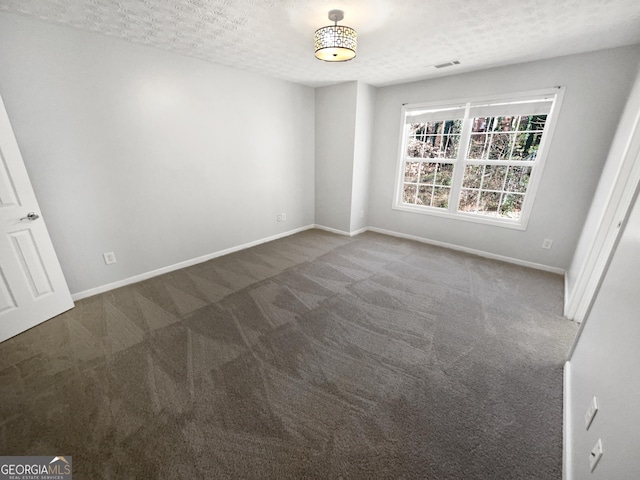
[[368, 46, 640, 270], [565, 185, 640, 479], [2, 11, 638, 298], [350, 82, 376, 233], [314, 82, 357, 233], [315, 81, 376, 235], [0, 13, 315, 295], [564, 67, 640, 320]]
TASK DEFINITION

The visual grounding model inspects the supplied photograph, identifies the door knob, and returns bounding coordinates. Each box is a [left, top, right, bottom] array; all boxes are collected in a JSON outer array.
[[20, 212, 40, 221]]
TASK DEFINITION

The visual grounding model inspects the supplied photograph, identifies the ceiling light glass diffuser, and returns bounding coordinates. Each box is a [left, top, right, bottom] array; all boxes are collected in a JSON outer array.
[[314, 10, 357, 62]]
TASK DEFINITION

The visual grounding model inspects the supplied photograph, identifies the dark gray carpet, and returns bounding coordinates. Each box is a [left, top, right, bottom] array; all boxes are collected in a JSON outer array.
[[0, 229, 577, 479]]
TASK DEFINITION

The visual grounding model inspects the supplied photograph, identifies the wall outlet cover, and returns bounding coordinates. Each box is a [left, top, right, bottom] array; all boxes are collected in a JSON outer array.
[[589, 438, 603, 472], [103, 252, 117, 265]]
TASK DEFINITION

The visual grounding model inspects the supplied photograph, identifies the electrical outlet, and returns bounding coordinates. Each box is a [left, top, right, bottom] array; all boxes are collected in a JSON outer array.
[[277, 214, 282, 222], [281, 212, 286, 221], [542, 238, 553, 249], [589, 438, 603, 472], [103, 251, 117, 265], [584, 396, 599, 430]]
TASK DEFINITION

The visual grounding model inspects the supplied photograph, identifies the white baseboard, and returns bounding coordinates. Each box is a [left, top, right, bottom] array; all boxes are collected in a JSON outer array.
[[367, 227, 565, 275], [71, 224, 315, 301], [72, 223, 564, 301], [563, 361, 573, 480], [313, 224, 351, 236], [313, 224, 367, 237], [350, 227, 369, 236]]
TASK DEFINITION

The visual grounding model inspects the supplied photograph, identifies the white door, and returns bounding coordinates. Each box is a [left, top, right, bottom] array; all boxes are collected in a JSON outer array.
[[0, 94, 73, 343]]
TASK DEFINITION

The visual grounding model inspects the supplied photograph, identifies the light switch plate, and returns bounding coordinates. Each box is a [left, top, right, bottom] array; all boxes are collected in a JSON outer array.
[[584, 396, 599, 430]]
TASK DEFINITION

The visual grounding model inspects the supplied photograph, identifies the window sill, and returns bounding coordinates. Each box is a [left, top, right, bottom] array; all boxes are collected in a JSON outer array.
[[392, 203, 528, 231]]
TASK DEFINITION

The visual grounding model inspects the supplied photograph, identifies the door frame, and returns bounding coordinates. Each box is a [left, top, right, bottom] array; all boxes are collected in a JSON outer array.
[[564, 70, 640, 324]]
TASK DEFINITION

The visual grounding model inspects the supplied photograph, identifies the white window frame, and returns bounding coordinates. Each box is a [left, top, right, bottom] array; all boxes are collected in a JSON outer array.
[[392, 87, 565, 230]]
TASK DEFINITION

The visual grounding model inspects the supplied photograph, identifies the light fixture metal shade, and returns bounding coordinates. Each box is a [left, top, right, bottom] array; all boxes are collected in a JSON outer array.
[[314, 22, 357, 62]]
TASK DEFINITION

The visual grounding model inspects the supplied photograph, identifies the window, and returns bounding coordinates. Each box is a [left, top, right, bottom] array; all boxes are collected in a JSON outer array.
[[394, 89, 563, 229]]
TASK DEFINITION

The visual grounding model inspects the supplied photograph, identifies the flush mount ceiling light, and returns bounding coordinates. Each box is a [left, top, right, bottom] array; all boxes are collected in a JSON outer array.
[[314, 10, 357, 62]]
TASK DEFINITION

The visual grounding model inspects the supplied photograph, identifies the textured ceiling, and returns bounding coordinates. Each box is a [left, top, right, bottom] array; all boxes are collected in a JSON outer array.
[[2, 0, 640, 87]]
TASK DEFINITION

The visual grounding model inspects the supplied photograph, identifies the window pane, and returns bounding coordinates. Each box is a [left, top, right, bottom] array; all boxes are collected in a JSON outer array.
[[463, 165, 483, 188], [423, 135, 460, 159], [470, 115, 548, 161], [440, 134, 460, 159], [407, 139, 424, 158], [433, 187, 450, 208], [417, 185, 433, 206], [472, 118, 489, 133], [409, 124, 426, 137], [500, 193, 524, 218], [446, 120, 463, 135], [518, 115, 547, 131], [477, 191, 501, 215], [493, 116, 517, 131], [423, 136, 441, 158], [483, 165, 507, 190], [488, 133, 513, 160], [404, 162, 420, 183], [505, 166, 531, 193], [436, 163, 454, 186], [408, 120, 462, 160], [403, 184, 417, 204], [513, 132, 543, 160], [406, 162, 454, 209], [458, 189, 479, 212], [423, 120, 458, 135], [468, 134, 489, 159], [420, 162, 437, 184]]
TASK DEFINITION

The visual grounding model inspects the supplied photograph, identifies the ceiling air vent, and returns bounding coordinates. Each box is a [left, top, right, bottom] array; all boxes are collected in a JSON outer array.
[[434, 60, 461, 69]]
